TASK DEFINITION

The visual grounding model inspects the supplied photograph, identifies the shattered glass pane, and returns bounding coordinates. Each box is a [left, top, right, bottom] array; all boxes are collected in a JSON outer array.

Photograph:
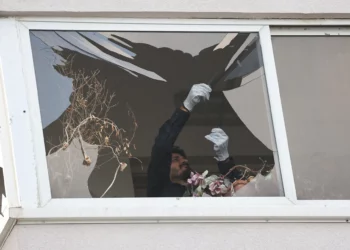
[[30, 31, 284, 198], [273, 36, 350, 200]]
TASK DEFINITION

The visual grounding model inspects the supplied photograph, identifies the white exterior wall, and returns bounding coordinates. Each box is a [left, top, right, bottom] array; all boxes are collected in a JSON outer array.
[[1, 0, 350, 249], [3, 223, 350, 250], [0, 0, 350, 18]]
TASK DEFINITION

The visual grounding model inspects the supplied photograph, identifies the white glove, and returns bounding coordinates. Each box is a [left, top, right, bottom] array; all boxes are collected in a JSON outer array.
[[205, 128, 229, 162], [183, 83, 212, 111]]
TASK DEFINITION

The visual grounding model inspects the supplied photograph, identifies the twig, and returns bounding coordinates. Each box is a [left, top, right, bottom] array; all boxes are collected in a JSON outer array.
[[100, 163, 121, 198]]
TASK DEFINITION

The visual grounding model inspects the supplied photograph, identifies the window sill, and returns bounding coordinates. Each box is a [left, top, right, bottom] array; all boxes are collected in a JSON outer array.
[[9, 198, 350, 224]]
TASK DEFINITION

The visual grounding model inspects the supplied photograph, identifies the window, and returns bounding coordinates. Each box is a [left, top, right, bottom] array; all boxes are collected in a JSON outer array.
[[3, 19, 350, 221], [272, 35, 350, 200], [31, 30, 283, 198]]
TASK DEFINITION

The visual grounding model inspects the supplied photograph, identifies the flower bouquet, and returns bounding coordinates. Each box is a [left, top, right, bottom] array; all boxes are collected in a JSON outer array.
[[186, 159, 273, 197]]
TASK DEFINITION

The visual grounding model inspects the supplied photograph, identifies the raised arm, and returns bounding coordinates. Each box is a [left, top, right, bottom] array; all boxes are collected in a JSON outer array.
[[147, 83, 212, 197], [205, 128, 240, 181]]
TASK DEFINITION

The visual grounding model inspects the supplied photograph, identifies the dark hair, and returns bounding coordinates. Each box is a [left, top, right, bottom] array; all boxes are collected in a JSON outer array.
[[172, 146, 187, 159]]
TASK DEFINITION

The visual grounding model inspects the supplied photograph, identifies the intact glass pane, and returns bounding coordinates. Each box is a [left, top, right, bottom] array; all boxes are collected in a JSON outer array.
[[272, 36, 350, 200], [30, 31, 283, 198]]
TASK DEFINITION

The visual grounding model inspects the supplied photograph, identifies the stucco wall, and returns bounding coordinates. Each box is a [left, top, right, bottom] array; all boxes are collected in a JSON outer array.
[[1, 0, 350, 18], [3, 223, 350, 250]]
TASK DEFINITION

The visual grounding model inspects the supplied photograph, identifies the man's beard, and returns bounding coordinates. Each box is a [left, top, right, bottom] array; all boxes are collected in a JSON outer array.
[[172, 162, 192, 181], [178, 167, 192, 181]]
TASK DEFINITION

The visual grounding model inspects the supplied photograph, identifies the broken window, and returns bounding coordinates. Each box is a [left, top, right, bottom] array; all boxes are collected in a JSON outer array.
[[273, 36, 350, 199], [30, 31, 283, 198]]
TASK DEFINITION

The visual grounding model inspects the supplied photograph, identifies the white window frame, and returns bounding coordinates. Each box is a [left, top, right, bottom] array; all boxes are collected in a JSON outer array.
[[1, 18, 350, 223]]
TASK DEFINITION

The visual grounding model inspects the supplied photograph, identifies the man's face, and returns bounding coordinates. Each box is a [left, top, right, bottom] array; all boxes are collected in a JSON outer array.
[[170, 153, 191, 182]]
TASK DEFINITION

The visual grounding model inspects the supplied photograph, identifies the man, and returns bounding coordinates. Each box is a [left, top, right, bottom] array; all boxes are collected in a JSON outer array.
[[147, 83, 240, 197]]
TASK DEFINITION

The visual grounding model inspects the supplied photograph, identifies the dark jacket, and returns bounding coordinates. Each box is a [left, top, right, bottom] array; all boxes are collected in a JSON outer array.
[[147, 108, 237, 197]]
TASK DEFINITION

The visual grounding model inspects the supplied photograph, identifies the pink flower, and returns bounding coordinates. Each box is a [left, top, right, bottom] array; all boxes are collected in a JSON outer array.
[[208, 179, 229, 196], [187, 172, 206, 186]]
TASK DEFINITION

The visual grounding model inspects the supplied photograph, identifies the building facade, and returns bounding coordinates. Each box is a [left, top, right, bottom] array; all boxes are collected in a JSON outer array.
[[1, 1, 350, 249]]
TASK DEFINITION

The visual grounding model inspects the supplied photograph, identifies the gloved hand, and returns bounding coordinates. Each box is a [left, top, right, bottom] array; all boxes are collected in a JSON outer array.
[[183, 83, 212, 111], [205, 128, 229, 162]]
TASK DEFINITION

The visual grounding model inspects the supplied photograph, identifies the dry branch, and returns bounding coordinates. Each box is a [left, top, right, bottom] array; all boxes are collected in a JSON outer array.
[[49, 58, 141, 197]]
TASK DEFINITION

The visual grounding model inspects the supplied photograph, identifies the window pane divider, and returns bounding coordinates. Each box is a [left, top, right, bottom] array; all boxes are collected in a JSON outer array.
[[259, 26, 297, 204]]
